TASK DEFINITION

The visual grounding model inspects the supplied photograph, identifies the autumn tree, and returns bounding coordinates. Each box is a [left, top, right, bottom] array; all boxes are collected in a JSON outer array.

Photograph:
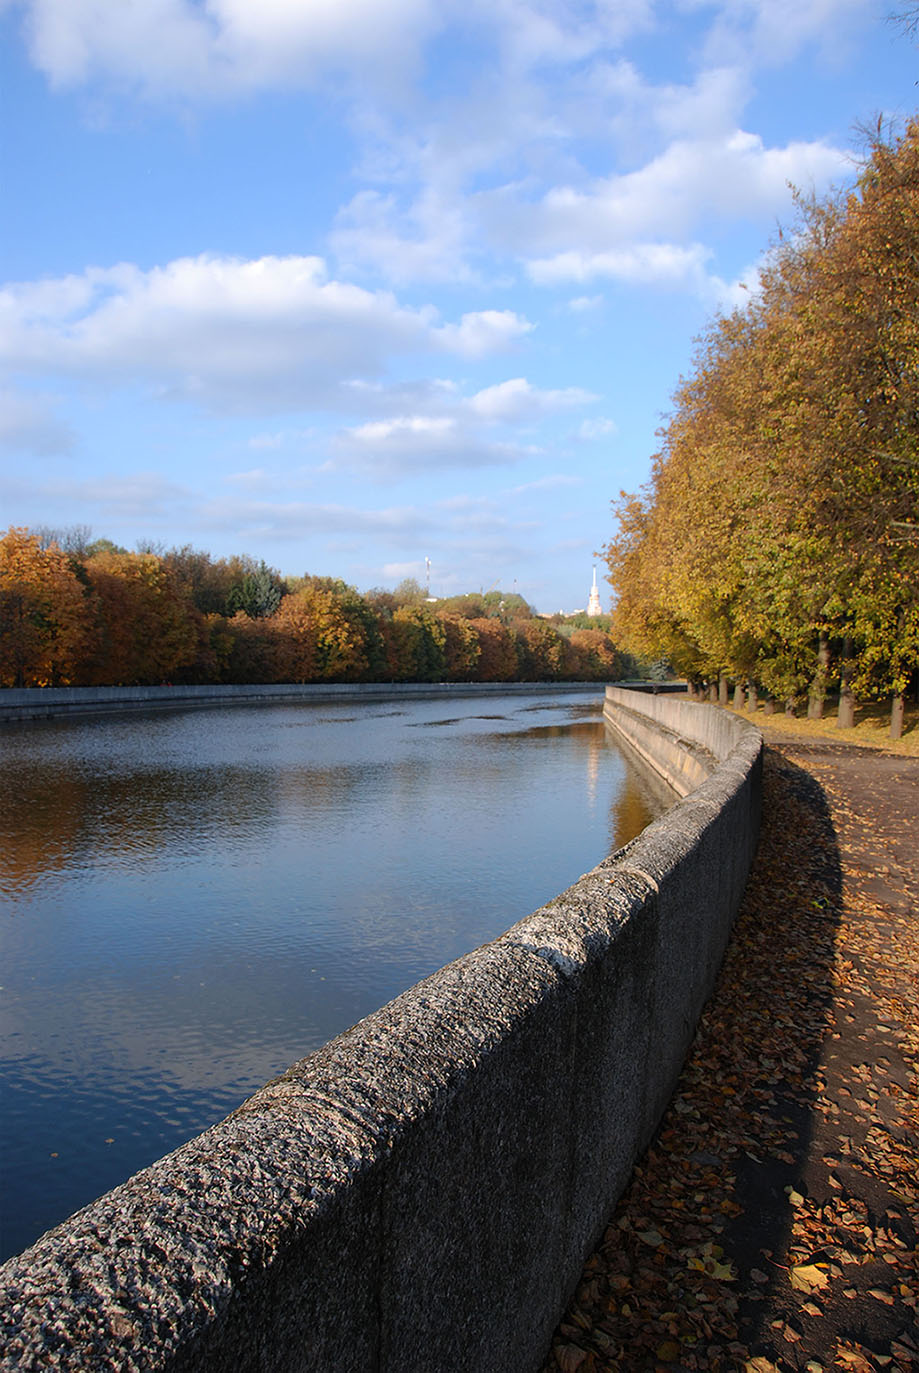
[[469, 618, 518, 680], [83, 550, 200, 685], [568, 629, 622, 681], [273, 592, 320, 682], [512, 618, 567, 679], [0, 527, 94, 686], [392, 604, 447, 681], [438, 613, 481, 680], [605, 123, 919, 733]]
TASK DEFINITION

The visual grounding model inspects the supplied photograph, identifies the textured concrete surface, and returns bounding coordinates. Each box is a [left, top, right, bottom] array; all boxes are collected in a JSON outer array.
[[0, 690, 762, 1372]]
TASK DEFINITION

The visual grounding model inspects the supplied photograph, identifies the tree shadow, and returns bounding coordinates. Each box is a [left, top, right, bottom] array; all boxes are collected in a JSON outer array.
[[717, 750, 845, 1346]]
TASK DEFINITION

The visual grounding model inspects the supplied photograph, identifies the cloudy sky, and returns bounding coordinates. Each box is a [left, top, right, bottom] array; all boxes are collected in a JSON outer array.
[[1, 0, 913, 612]]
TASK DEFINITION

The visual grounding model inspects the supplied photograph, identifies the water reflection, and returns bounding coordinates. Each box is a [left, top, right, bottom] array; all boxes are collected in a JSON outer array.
[[0, 692, 673, 1261]]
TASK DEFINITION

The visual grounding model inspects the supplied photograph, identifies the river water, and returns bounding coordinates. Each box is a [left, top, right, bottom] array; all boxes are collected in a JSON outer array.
[[0, 690, 671, 1262]]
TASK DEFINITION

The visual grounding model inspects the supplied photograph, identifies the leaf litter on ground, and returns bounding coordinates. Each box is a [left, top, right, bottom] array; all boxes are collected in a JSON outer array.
[[541, 742, 919, 1373]]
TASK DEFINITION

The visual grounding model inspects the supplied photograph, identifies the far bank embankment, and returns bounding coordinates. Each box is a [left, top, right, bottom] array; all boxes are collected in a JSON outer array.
[[0, 680, 613, 723]]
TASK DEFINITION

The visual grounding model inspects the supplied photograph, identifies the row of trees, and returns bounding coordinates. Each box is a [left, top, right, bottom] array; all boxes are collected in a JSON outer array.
[[605, 123, 919, 737], [0, 528, 626, 688]]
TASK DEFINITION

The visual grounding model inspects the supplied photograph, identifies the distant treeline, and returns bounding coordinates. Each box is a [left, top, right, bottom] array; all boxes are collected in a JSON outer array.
[[0, 527, 628, 688], [604, 123, 919, 737]]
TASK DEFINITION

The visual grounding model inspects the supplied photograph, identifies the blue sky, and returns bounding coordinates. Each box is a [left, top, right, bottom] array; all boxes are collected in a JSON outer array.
[[0, 1, 914, 613]]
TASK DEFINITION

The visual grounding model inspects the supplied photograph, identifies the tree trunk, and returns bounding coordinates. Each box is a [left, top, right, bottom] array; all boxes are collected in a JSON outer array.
[[708, 682, 718, 703], [785, 697, 797, 717], [808, 631, 829, 719], [733, 681, 745, 709], [763, 697, 775, 715], [747, 683, 758, 712], [837, 636, 855, 728], [891, 692, 905, 740], [718, 673, 729, 707]]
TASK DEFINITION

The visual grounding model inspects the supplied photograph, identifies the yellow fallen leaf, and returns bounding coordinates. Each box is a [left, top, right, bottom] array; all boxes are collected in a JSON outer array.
[[744, 1360, 782, 1372], [790, 1263, 829, 1293]]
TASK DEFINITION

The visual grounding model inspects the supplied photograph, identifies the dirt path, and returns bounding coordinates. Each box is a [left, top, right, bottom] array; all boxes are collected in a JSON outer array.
[[541, 733, 919, 1373]]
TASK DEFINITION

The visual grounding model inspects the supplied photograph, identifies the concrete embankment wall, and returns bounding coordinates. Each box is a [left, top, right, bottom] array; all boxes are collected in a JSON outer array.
[[602, 683, 739, 796], [0, 680, 603, 723], [0, 689, 762, 1373]]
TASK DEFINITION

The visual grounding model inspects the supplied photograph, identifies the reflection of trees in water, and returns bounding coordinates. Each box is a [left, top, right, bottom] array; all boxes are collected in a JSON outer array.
[[0, 763, 278, 895], [605, 724, 678, 855], [609, 778, 658, 853], [2, 706, 672, 897], [0, 766, 90, 894]]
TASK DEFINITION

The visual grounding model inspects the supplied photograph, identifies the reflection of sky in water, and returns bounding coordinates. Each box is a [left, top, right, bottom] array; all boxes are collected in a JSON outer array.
[[0, 692, 672, 1261]]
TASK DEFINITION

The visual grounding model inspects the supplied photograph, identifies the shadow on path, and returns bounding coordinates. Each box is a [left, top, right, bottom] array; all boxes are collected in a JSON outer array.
[[542, 744, 919, 1372]]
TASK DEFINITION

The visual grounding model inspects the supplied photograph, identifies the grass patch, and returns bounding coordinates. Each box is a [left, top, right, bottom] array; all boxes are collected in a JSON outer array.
[[728, 698, 919, 756]]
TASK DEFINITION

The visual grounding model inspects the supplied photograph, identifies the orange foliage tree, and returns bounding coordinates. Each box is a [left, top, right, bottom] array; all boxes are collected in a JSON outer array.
[[439, 613, 481, 681], [83, 551, 200, 685], [273, 593, 320, 682], [469, 618, 518, 681], [568, 629, 622, 680], [0, 527, 94, 686]]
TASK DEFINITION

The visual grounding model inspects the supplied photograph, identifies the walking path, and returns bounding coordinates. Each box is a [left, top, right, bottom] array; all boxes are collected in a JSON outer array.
[[541, 725, 919, 1372]]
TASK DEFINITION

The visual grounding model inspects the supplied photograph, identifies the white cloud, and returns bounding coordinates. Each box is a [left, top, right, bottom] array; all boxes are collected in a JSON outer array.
[[199, 496, 434, 541], [320, 375, 599, 477], [332, 414, 533, 477], [0, 254, 534, 412], [528, 241, 714, 288], [15, 0, 440, 97], [501, 131, 849, 261], [568, 295, 603, 312], [382, 560, 426, 580], [509, 473, 583, 494], [577, 417, 617, 440], [9, 0, 657, 102], [691, 0, 875, 67], [223, 467, 274, 489], [331, 188, 474, 286], [434, 309, 534, 357], [49, 470, 189, 518], [468, 377, 595, 422]]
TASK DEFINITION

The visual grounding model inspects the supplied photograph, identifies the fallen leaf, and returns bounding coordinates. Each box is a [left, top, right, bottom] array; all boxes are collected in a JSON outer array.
[[790, 1264, 830, 1293], [555, 1343, 589, 1372]]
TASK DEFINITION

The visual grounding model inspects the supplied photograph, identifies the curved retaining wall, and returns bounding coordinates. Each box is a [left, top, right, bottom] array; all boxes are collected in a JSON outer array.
[[0, 690, 763, 1373]]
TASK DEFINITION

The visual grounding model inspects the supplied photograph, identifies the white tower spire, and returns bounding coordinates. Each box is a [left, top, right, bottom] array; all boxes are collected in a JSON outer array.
[[587, 565, 602, 618]]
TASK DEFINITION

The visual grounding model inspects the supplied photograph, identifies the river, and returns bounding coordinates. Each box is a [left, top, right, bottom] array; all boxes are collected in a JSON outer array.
[[0, 689, 672, 1262]]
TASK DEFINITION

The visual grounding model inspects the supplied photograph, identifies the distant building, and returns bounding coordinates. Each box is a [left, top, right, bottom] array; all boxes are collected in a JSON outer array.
[[586, 566, 603, 618]]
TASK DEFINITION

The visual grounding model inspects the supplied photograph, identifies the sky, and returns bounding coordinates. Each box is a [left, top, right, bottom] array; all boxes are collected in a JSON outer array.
[[0, 1, 914, 614]]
